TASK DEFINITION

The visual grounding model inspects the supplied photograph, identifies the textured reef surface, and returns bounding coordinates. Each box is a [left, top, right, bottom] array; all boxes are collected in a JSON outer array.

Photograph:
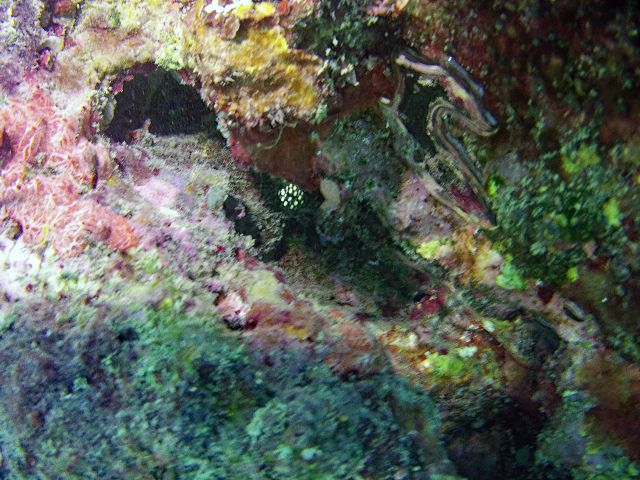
[[0, 1, 639, 479]]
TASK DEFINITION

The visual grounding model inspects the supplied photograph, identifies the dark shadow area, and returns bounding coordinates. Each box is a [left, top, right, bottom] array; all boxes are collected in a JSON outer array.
[[254, 168, 427, 313], [398, 72, 443, 155], [105, 69, 218, 143]]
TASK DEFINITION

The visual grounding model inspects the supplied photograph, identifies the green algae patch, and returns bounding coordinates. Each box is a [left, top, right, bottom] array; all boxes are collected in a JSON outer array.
[[490, 159, 629, 287], [421, 346, 501, 386], [416, 238, 453, 261], [495, 255, 527, 291], [561, 143, 600, 176], [603, 198, 622, 227], [0, 301, 456, 479], [242, 371, 451, 480], [423, 351, 468, 378]]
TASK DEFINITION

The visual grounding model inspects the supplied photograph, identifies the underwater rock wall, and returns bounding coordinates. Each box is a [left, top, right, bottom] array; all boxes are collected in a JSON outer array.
[[0, 0, 639, 479]]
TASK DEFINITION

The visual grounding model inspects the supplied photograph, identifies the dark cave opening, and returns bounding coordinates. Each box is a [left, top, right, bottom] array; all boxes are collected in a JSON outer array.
[[104, 69, 218, 143]]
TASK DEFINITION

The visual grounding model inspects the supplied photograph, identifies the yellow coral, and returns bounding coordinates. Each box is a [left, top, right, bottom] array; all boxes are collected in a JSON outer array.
[[233, 27, 289, 74], [54, 0, 323, 127], [186, 22, 322, 123], [233, 1, 276, 21], [253, 2, 276, 19]]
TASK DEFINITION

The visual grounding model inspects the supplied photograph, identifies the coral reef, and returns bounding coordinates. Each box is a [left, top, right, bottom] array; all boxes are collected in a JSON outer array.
[[0, 0, 639, 479]]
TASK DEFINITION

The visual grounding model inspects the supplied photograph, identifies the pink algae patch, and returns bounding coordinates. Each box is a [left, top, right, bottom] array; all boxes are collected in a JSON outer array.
[[0, 85, 138, 257], [135, 178, 179, 208]]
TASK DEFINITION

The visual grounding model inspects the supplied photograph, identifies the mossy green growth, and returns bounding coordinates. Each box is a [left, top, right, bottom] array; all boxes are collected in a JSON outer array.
[[561, 142, 600, 176], [536, 392, 640, 480], [490, 154, 628, 287], [294, 0, 393, 89], [105, 7, 122, 29], [244, 371, 448, 479], [314, 197, 418, 305], [304, 111, 424, 305], [321, 111, 404, 197], [603, 198, 622, 227], [495, 255, 528, 291], [0, 304, 451, 479], [0, 305, 264, 479], [421, 346, 500, 386], [416, 238, 451, 261], [424, 351, 468, 378]]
